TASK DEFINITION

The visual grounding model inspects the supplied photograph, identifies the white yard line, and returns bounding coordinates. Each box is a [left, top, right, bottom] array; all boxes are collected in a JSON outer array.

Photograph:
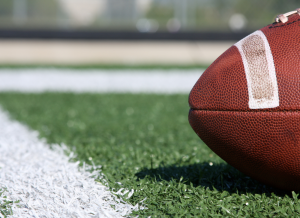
[[0, 108, 138, 217], [0, 69, 204, 217], [0, 69, 203, 93]]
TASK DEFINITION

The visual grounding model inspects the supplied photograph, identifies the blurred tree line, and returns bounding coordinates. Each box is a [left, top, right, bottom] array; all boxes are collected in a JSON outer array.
[[147, 0, 300, 31], [0, 0, 298, 31], [0, 0, 59, 28]]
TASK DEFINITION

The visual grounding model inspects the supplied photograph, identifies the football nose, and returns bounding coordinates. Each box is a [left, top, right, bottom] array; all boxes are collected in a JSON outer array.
[[189, 45, 249, 112]]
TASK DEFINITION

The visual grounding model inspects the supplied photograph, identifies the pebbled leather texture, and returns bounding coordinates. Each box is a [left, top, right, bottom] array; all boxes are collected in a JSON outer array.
[[189, 14, 300, 190], [189, 46, 249, 111], [189, 14, 300, 112], [189, 109, 300, 191], [261, 14, 300, 111]]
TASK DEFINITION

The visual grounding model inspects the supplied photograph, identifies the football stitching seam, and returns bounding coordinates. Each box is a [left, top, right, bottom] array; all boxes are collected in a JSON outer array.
[[270, 18, 300, 29], [189, 108, 300, 113]]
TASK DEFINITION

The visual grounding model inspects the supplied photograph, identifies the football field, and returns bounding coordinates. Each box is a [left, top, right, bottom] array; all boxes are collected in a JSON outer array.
[[0, 68, 299, 217]]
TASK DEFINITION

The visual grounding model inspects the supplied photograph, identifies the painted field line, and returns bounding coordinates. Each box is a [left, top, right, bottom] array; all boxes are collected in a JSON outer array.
[[0, 68, 202, 217], [0, 69, 204, 93], [0, 108, 139, 217]]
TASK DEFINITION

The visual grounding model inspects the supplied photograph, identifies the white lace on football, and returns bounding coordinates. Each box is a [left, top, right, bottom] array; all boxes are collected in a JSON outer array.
[[275, 8, 300, 23]]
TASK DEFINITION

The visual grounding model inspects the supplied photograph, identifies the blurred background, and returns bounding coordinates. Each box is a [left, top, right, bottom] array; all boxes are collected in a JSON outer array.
[[0, 0, 297, 66], [1, 0, 298, 32]]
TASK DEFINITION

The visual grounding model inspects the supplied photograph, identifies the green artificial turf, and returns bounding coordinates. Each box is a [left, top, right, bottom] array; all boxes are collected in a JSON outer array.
[[0, 188, 14, 217], [0, 93, 299, 217]]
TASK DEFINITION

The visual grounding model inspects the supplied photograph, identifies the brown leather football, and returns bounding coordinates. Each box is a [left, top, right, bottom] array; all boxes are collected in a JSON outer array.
[[189, 10, 300, 191]]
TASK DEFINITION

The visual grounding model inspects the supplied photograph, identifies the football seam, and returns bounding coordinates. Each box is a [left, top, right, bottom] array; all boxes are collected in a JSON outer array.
[[189, 108, 300, 113], [269, 18, 300, 29]]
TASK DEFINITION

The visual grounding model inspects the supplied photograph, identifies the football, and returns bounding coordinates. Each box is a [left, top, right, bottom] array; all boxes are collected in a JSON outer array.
[[189, 9, 300, 191]]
